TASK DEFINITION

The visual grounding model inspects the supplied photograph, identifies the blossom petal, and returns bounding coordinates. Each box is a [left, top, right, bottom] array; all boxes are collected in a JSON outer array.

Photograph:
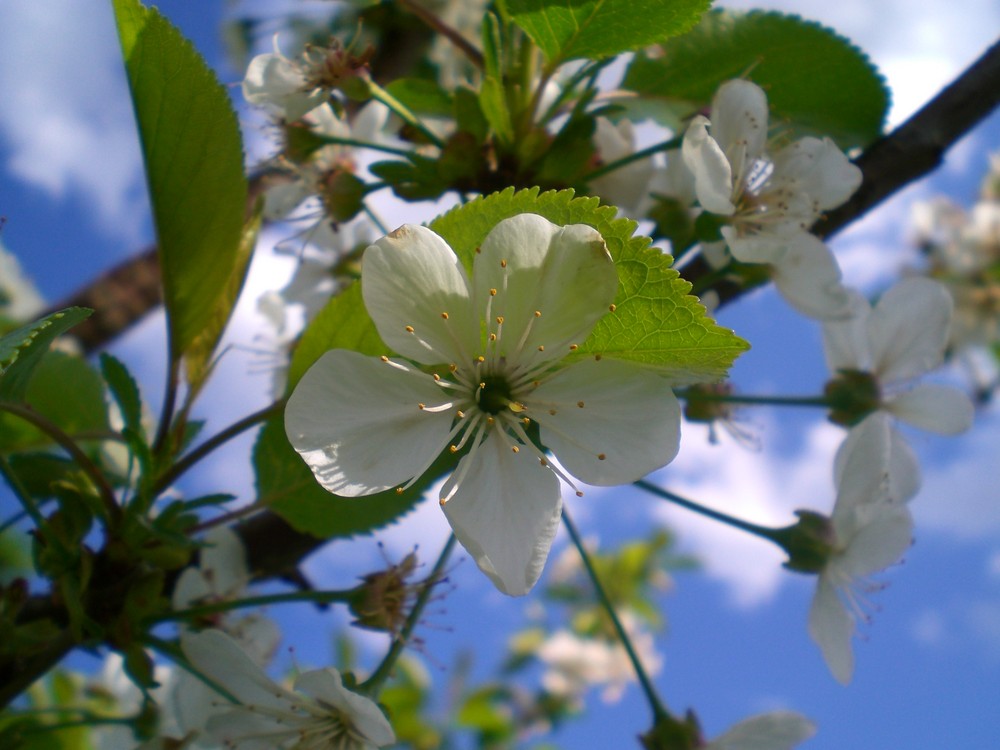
[[441, 432, 562, 596], [707, 711, 817, 750], [182, 630, 295, 711], [770, 232, 853, 320], [822, 290, 872, 372], [285, 350, 455, 496], [529, 358, 681, 486], [682, 115, 736, 215], [711, 80, 769, 178], [832, 413, 891, 530], [868, 277, 952, 382], [722, 226, 785, 265], [263, 179, 314, 219], [770, 136, 862, 211], [887, 383, 974, 435], [362, 224, 477, 365], [294, 669, 396, 745], [808, 575, 854, 684], [199, 527, 249, 598], [837, 416, 921, 503], [206, 711, 297, 750], [473, 214, 617, 361], [590, 118, 654, 214], [840, 502, 913, 578]]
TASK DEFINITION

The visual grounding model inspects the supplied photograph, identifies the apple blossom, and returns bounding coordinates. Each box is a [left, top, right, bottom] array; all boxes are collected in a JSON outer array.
[[285, 214, 682, 595], [681, 79, 862, 319], [808, 413, 914, 684], [182, 630, 394, 750]]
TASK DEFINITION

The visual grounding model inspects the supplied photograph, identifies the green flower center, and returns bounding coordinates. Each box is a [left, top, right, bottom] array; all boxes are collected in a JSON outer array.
[[476, 373, 515, 415]]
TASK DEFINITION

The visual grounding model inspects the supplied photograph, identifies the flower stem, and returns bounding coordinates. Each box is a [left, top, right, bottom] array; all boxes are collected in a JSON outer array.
[[580, 137, 682, 184], [562, 509, 670, 722], [152, 587, 357, 623], [396, 0, 485, 69], [360, 534, 456, 696], [154, 400, 286, 493], [152, 356, 181, 457], [676, 389, 832, 409], [633, 480, 785, 546], [0, 402, 120, 526], [365, 79, 445, 149], [317, 134, 414, 158]]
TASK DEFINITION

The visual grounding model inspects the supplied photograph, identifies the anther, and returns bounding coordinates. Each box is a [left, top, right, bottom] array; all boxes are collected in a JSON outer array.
[[598, 453, 606, 460], [575, 491, 584, 497], [521, 417, 530, 425], [537, 345, 545, 352], [489, 333, 497, 341], [486, 416, 494, 425], [418, 403, 425, 410], [577, 401, 585, 408], [534, 310, 542, 317], [456, 410, 465, 418], [441, 312, 449, 319], [595, 354, 603, 361], [496, 316, 504, 324], [500, 259, 507, 268], [449, 363, 458, 372], [569, 344, 578, 350], [405, 325, 415, 333], [539, 458, 548, 467], [449, 445, 458, 453], [476, 356, 485, 363], [395, 487, 404, 494], [490, 288, 497, 296], [380, 355, 389, 362], [511, 446, 520, 453], [433, 374, 441, 381], [609, 304, 617, 312], [549, 409, 557, 415]]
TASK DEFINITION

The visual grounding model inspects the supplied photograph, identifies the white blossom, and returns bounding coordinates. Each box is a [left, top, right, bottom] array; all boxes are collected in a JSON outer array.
[[589, 117, 655, 216], [285, 214, 682, 595], [182, 630, 394, 750], [0, 239, 45, 321], [809, 414, 913, 684], [681, 80, 861, 319], [701, 711, 817, 750], [242, 36, 327, 121]]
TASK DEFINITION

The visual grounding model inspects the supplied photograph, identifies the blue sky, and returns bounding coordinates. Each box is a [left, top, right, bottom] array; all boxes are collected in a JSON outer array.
[[1, 1, 999, 748]]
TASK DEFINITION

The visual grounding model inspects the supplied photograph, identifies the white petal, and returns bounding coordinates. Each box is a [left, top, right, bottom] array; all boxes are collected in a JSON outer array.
[[529, 359, 681, 486], [707, 711, 817, 750], [206, 711, 296, 750], [868, 278, 953, 382], [887, 383, 974, 435], [285, 350, 455, 496], [200, 527, 249, 598], [263, 178, 313, 219], [722, 226, 785, 265], [770, 136, 862, 211], [242, 53, 304, 103], [808, 575, 854, 685], [711, 80, 769, 177], [441, 432, 562, 596], [887, 425, 921, 502], [590, 118, 654, 214], [473, 214, 618, 360], [172, 567, 210, 610], [682, 116, 736, 215], [832, 414, 891, 529], [839, 502, 913, 578], [770, 232, 853, 320], [362, 224, 477, 365], [181, 630, 294, 711], [822, 290, 872, 372], [294, 669, 396, 745]]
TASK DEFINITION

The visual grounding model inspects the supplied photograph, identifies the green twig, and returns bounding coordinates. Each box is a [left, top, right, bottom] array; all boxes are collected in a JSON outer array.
[[580, 136, 682, 184], [365, 79, 445, 149], [360, 534, 456, 696], [0, 402, 120, 525], [152, 587, 357, 624], [633, 480, 785, 545], [676, 389, 831, 409], [397, 0, 485, 69], [562, 508, 669, 722], [318, 134, 414, 158]]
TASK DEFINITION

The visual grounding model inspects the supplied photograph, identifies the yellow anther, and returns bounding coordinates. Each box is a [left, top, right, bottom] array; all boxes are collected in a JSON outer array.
[[511, 446, 520, 453], [489, 333, 497, 341], [449, 445, 458, 453], [575, 491, 584, 497], [569, 344, 578, 351], [521, 417, 531, 425], [395, 487, 404, 494], [598, 453, 606, 460], [548, 408, 557, 416], [456, 410, 465, 418], [418, 403, 425, 410], [476, 356, 485, 363], [534, 310, 542, 317], [500, 259, 507, 268], [490, 288, 497, 296], [577, 401, 585, 408], [441, 312, 449, 319], [449, 363, 458, 372], [496, 315, 504, 324], [609, 304, 617, 312], [537, 345, 545, 352], [405, 325, 415, 333], [486, 416, 495, 425], [595, 354, 603, 361], [433, 373, 441, 381], [539, 458, 548, 467], [509, 401, 525, 413], [380, 355, 389, 362]]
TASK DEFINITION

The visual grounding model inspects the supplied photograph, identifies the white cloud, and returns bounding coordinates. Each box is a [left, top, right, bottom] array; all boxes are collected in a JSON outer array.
[[0, 0, 147, 242], [646, 417, 843, 608]]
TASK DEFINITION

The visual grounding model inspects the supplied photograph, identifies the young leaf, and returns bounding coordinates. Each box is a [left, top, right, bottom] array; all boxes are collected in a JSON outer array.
[[430, 188, 748, 383], [623, 9, 890, 149], [100, 353, 144, 437], [508, 0, 710, 65], [0, 307, 92, 401], [113, 0, 249, 359]]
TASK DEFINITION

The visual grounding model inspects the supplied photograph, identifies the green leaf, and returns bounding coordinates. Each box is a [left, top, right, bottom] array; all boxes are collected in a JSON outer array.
[[100, 353, 144, 437], [0, 352, 110, 452], [479, 76, 514, 144], [430, 188, 748, 382], [113, 0, 249, 358], [384, 78, 453, 118], [184, 202, 263, 394], [254, 417, 453, 539], [0, 308, 92, 401], [508, 0, 710, 64], [622, 9, 890, 149]]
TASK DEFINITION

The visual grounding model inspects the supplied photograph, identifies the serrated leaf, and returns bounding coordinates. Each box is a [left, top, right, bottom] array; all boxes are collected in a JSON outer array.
[[184, 203, 263, 393], [100, 353, 144, 437], [113, 0, 249, 358], [384, 78, 453, 117], [0, 352, 110, 452], [623, 9, 889, 149], [508, 0, 710, 64], [0, 308, 92, 401], [254, 418, 451, 539], [429, 188, 747, 383]]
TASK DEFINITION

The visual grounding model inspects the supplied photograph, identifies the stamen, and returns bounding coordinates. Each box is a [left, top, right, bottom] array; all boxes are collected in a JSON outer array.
[[608, 304, 617, 312], [569, 344, 578, 350], [577, 401, 585, 408], [405, 325, 415, 333], [441, 312, 449, 319]]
